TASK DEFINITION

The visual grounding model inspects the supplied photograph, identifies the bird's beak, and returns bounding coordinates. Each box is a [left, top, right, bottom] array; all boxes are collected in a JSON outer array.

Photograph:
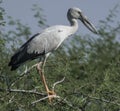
[[79, 13, 98, 34]]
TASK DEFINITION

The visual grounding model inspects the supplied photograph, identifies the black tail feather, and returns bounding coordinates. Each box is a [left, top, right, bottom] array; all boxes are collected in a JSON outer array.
[[8, 53, 21, 71], [8, 33, 43, 71], [8, 49, 44, 71], [10, 65, 20, 71], [8, 47, 26, 71]]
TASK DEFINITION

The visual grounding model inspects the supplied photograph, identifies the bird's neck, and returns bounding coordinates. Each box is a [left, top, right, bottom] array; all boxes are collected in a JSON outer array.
[[69, 19, 78, 35]]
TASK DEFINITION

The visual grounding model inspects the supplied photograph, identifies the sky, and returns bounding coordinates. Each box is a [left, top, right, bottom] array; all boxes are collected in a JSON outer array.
[[2, 0, 120, 35]]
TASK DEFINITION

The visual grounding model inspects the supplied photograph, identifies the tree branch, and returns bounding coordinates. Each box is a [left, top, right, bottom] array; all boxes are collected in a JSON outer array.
[[10, 63, 38, 87], [31, 95, 60, 105], [0, 88, 46, 96], [9, 89, 46, 96], [8, 63, 120, 108], [52, 77, 65, 91]]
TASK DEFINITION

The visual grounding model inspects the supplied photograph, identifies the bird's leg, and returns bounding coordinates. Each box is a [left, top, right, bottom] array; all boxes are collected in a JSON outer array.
[[37, 60, 56, 103]]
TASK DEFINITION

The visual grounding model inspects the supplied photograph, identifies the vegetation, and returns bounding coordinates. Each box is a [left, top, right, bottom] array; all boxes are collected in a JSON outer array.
[[0, 2, 120, 111]]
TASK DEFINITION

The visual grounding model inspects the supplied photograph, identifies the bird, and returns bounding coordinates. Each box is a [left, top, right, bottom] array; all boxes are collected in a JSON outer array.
[[8, 7, 97, 102]]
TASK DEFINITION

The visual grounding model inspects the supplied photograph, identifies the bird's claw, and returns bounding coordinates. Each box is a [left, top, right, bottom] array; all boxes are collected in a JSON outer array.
[[47, 90, 56, 103]]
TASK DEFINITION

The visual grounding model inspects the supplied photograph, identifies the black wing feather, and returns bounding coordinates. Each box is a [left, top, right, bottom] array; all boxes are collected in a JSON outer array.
[[8, 33, 45, 71]]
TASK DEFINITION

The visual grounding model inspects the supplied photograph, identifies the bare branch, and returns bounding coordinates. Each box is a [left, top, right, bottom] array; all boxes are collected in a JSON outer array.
[[8, 95, 15, 104], [53, 96, 83, 111], [10, 63, 38, 87], [58, 97, 73, 107], [31, 95, 60, 105], [52, 77, 65, 91], [9, 88, 46, 96]]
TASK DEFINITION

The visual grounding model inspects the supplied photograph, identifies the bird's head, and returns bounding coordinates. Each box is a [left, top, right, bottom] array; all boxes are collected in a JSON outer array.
[[67, 7, 98, 34]]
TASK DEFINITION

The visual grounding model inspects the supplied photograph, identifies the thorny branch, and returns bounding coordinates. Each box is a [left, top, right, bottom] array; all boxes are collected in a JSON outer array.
[[1, 63, 119, 110], [3, 63, 66, 105], [10, 63, 38, 87], [31, 77, 65, 105]]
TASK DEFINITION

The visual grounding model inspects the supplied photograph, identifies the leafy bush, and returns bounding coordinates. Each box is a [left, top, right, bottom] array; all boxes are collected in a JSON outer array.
[[0, 3, 120, 111]]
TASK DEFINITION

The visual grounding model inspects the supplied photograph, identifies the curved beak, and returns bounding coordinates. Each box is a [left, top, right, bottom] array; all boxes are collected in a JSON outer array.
[[79, 13, 98, 34]]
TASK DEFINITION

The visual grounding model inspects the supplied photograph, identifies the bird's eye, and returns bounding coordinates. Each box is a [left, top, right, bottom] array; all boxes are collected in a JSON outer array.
[[78, 11, 81, 14]]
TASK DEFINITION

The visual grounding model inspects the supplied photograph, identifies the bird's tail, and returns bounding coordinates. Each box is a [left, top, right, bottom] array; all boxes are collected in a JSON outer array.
[[8, 51, 22, 71], [8, 63, 20, 71], [8, 47, 41, 71]]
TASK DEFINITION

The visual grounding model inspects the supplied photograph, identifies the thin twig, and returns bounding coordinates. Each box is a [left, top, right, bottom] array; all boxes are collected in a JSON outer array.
[[7, 63, 67, 105], [7, 88, 46, 96], [8, 95, 15, 104], [60, 97, 73, 107], [10, 63, 38, 87], [31, 95, 60, 105], [52, 77, 65, 91]]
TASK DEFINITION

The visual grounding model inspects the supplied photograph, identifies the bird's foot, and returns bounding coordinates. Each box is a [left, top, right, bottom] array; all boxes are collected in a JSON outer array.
[[47, 90, 56, 103]]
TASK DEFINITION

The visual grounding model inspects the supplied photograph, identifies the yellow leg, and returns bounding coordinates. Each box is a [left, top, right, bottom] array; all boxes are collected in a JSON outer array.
[[37, 63, 56, 102]]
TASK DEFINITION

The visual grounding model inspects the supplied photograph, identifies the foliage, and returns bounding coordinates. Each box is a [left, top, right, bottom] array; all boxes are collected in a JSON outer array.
[[0, 0, 5, 26], [0, 2, 120, 111], [32, 4, 48, 28]]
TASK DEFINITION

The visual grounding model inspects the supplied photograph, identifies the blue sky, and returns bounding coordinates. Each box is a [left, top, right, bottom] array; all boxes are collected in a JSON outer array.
[[2, 0, 120, 34]]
